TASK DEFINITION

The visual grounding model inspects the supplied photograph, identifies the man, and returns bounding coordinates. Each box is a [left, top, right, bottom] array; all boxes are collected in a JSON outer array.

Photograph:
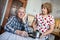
[[4, 7, 29, 37], [0, 7, 32, 40]]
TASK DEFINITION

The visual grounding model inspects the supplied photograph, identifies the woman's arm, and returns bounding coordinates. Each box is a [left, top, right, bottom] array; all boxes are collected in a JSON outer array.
[[43, 24, 55, 36], [43, 16, 55, 36], [32, 20, 37, 31]]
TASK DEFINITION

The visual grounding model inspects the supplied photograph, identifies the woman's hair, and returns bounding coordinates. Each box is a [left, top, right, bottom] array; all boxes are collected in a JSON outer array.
[[41, 2, 52, 14]]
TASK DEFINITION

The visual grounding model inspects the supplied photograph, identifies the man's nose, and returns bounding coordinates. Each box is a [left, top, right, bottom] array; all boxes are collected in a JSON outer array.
[[20, 13, 22, 15]]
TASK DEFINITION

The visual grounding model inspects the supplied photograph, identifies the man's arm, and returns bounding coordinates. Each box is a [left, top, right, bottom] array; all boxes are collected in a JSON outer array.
[[4, 16, 28, 37], [4, 16, 16, 34]]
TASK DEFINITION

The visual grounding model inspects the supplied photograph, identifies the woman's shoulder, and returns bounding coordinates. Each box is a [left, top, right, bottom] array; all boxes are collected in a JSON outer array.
[[36, 13, 42, 17], [48, 14, 54, 18]]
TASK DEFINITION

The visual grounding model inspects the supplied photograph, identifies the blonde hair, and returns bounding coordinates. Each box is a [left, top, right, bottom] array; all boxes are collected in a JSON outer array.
[[41, 2, 52, 14]]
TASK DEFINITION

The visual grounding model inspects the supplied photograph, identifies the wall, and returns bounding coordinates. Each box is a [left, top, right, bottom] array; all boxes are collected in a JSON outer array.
[[51, 0, 60, 18], [26, 0, 42, 16], [26, 0, 51, 16], [26, 0, 60, 18], [41, 0, 51, 3]]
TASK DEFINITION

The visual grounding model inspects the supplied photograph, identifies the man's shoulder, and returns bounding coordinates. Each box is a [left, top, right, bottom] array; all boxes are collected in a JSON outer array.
[[10, 16, 16, 18], [10, 16, 16, 19], [8, 16, 17, 21]]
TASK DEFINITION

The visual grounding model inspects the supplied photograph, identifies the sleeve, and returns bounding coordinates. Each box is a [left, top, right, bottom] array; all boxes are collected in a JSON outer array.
[[35, 14, 40, 19], [24, 15, 33, 33], [4, 16, 16, 34], [24, 22, 33, 33], [35, 14, 39, 24], [35, 14, 38, 19], [33, 14, 38, 22], [49, 16, 55, 25]]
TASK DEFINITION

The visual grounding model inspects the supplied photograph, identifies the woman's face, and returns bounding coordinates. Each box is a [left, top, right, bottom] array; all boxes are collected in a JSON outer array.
[[42, 7, 48, 15], [17, 8, 25, 19]]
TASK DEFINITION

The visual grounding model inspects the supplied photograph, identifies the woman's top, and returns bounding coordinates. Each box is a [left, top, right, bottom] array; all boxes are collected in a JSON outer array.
[[35, 14, 55, 39], [36, 14, 55, 33]]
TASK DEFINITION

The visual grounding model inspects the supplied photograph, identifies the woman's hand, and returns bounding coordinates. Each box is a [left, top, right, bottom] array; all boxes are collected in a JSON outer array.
[[40, 34, 44, 38], [40, 33, 46, 38]]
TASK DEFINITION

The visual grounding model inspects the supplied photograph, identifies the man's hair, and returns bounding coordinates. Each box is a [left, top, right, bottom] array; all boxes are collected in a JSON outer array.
[[41, 2, 52, 14], [15, 7, 25, 14], [15, 7, 25, 18]]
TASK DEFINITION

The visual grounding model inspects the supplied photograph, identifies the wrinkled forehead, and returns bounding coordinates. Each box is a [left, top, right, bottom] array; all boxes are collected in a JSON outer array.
[[18, 7, 25, 12]]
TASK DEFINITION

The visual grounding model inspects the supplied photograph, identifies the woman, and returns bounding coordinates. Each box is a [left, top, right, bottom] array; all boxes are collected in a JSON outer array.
[[33, 2, 55, 40]]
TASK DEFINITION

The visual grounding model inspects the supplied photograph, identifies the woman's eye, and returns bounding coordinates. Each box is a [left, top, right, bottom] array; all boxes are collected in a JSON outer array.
[[44, 7, 45, 9]]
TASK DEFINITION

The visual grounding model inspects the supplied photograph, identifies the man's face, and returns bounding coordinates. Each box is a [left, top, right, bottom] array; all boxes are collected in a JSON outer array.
[[17, 8, 25, 19]]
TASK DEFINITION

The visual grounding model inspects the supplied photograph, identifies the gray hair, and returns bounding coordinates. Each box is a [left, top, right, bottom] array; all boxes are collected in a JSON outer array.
[[15, 7, 25, 14]]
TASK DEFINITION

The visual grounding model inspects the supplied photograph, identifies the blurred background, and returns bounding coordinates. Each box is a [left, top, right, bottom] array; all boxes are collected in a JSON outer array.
[[0, 0, 60, 40]]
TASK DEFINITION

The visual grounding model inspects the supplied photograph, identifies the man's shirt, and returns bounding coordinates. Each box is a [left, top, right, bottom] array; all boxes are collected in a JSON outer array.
[[4, 16, 31, 34]]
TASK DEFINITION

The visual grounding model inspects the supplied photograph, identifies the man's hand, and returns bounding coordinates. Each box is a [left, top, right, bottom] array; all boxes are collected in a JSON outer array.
[[16, 30, 28, 37], [16, 30, 22, 35], [21, 31, 28, 37]]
